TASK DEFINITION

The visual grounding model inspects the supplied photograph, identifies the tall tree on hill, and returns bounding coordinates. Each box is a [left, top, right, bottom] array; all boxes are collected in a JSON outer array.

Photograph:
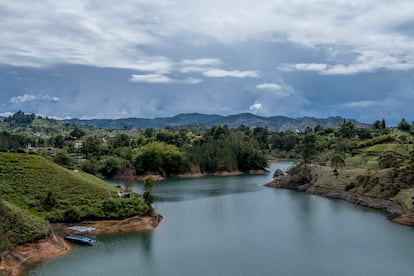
[[298, 134, 317, 164], [336, 121, 356, 138], [398, 118, 411, 131]]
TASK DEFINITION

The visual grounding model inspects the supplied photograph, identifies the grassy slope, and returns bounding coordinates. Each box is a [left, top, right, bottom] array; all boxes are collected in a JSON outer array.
[[313, 143, 414, 211], [0, 152, 150, 252], [0, 201, 50, 252], [0, 152, 118, 210]]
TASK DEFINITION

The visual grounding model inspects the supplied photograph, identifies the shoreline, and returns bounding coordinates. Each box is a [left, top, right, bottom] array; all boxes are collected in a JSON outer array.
[[265, 179, 414, 227], [0, 214, 163, 276], [118, 169, 269, 181]]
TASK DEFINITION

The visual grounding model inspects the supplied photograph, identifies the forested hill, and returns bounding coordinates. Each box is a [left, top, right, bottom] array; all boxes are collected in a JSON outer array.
[[63, 113, 367, 131]]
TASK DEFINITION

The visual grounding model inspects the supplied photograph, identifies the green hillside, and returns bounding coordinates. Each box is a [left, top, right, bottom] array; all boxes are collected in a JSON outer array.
[[0, 152, 151, 252], [283, 139, 414, 211]]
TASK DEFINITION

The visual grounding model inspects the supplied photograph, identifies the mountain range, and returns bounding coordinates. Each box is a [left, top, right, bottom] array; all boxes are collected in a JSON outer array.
[[63, 113, 368, 131]]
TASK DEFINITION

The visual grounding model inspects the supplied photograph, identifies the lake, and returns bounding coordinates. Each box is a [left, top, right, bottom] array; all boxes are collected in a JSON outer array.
[[28, 161, 414, 276]]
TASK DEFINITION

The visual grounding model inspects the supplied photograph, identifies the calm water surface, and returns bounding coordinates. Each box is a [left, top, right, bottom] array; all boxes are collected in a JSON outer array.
[[28, 161, 414, 275]]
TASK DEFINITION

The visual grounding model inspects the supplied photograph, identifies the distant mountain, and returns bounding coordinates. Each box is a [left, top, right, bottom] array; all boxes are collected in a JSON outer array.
[[63, 113, 368, 131]]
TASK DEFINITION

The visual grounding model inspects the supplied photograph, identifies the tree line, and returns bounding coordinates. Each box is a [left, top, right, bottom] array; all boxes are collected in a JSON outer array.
[[2, 112, 414, 179]]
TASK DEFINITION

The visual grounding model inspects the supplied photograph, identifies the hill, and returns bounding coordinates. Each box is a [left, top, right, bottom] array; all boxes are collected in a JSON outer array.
[[63, 113, 367, 131], [267, 132, 414, 226], [0, 152, 151, 252]]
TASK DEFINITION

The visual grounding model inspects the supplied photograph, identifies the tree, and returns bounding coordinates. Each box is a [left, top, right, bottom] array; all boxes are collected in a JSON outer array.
[[82, 136, 102, 158], [398, 118, 411, 131], [70, 126, 85, 139], [330, 155, 345, 170], [116, 160, 136, 191], [299, 134, 317, 164], [143, 177, 155, 205], [53, 151, 76, 167], [53, 135, 65, 148], [372, 119, 386, 130], [111, 134, 131, 148], [134, 142, 186, 176], [80, 159, 97, 174], [100, 157, 122, 177], [372, 120, 381, 130], [336, 121, 356, 138]]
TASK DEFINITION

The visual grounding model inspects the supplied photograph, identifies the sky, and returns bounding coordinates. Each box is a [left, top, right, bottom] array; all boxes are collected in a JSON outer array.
[[1, 1, 414, 124]]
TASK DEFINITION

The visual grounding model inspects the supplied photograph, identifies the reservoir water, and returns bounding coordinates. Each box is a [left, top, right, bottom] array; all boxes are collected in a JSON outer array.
[[28, 161, 414, 275]]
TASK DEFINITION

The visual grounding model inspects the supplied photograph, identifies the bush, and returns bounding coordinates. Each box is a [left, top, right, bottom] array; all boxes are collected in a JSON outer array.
[[287, 163, 312, 184], [53, 151, 76, 167], [99, 157, 122, 177], [378, 152, 401, 169], [344, 183, 355, 191], [63, 206, 81, 222], [81, 159, 97, 174]]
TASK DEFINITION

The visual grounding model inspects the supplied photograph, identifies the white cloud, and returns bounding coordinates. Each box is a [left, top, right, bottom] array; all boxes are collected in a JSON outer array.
[[129, 74, 202, 84], [0, 112, 13, 117], [179, 66, 208, 73], [202, 69, 259, 78], [41, 95, 60, 103], [134, 57, 174, 74], [281, 51, 414, 75], [10, 94, 36, 103], [342, 100, 376, 108], [10, 93, 60, 104], [180, 58, 222, 66], [256, 83, 282, 91], [256, 83, 294, 98], [294, 63, 328, 71], [249, 101, 263, 114]]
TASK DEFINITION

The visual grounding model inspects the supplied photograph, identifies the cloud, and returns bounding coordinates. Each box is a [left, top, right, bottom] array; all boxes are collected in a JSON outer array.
[[256, 83, 282, 91], [281, 51, 414, 75], [2, 1, 414, 77], [294, 63, 329, 72], [0, 112, 14, 117], [180, 58, 222, 66], [129, 74, 202, 84], [256, 82, 294, 98], [10, 94, 36, 103], [128, 57, 257, 81], [41, 95, 60, 103], [249, 101, 263, 114], [202, 69, 259, 78], [134, 57, 174, 74], [341, 100, 376, 108], [10, 93, 60, 104]]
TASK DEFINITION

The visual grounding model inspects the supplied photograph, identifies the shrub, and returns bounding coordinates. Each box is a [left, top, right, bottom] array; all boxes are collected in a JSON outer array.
[[63, 206, 81, 222], [344, 183, 355, 191], [81, 159, 97, 174], [53, 151, 76, 167]]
